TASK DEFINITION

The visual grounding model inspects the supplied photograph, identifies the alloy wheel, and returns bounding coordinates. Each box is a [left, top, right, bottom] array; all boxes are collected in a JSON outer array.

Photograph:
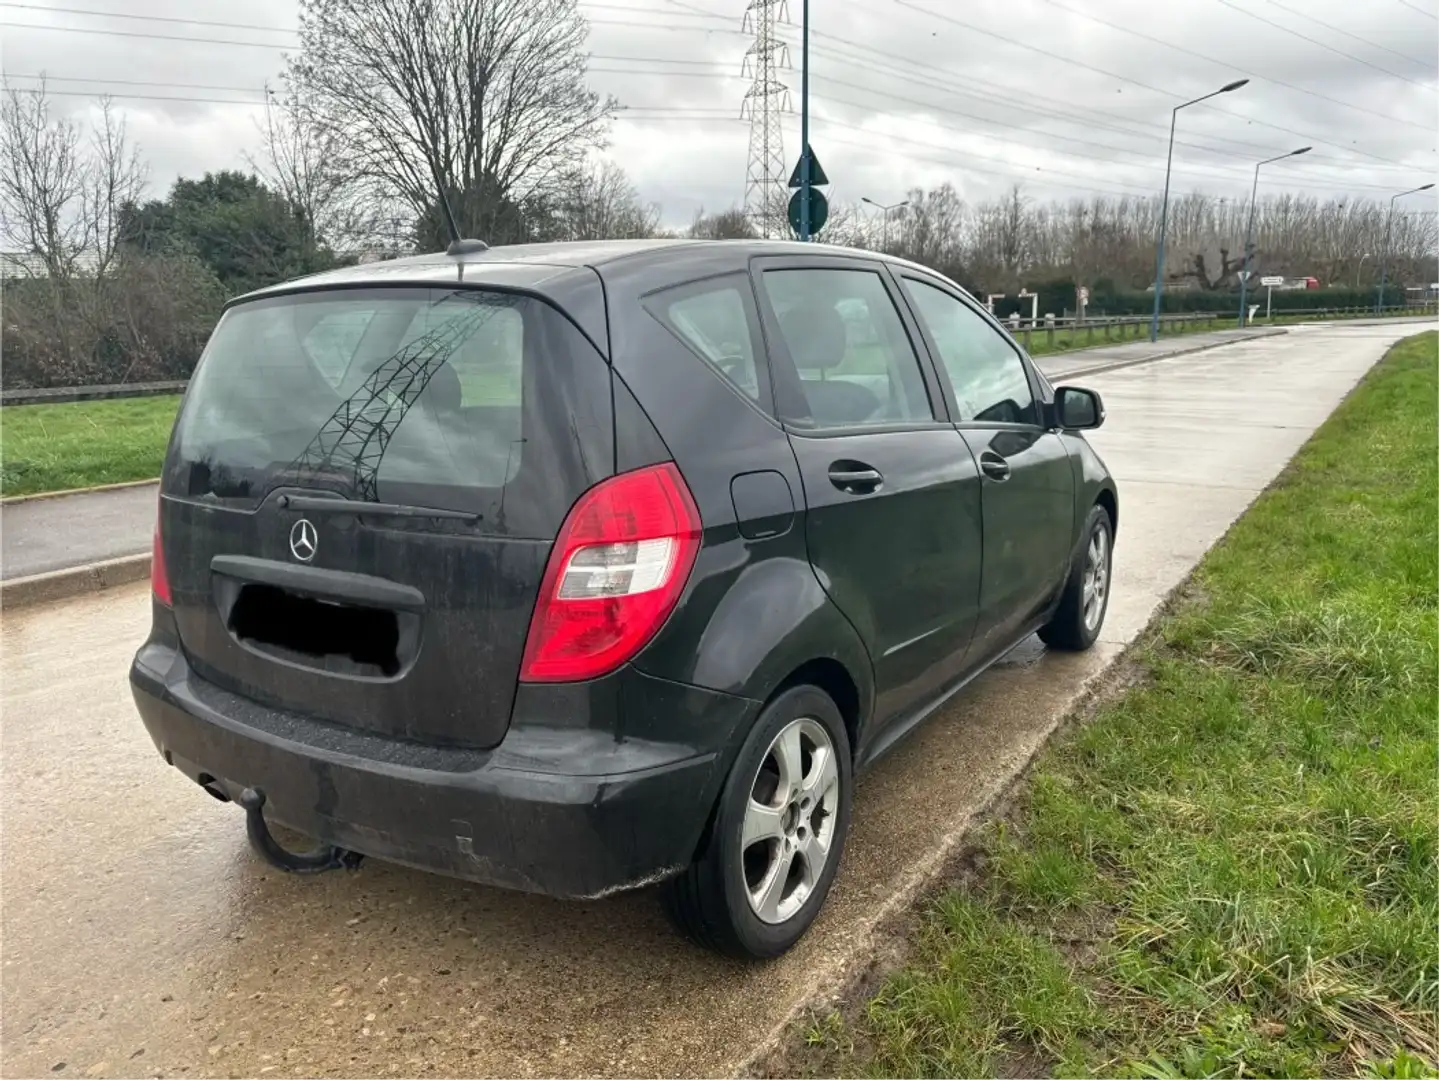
[[1082, 523, 1110, 631], [741, 716, 841, 925]]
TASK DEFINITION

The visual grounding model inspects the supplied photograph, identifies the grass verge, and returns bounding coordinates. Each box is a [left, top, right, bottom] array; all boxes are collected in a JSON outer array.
[[800, 331, 1438, 1078], [0, 395, 180, 497]]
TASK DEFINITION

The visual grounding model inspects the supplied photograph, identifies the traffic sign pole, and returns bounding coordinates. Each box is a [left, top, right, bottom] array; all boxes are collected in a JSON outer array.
[[799, 0, 811, 241]]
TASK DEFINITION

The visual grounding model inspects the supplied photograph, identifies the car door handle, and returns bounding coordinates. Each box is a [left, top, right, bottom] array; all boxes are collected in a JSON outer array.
[[979, 452, 1011, 481], [828, 462, 884, 493]]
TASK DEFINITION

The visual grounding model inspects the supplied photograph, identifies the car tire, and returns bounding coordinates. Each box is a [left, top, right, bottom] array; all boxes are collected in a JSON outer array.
[[660, 684, 852, 959], [1039, 503, 1113, 652]]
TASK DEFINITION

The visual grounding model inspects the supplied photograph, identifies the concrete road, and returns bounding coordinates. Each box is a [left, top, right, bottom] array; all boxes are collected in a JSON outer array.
[[0, 483, 158, 581], [0, 326, 1281, 583], [1, 322, 1426, 1078]]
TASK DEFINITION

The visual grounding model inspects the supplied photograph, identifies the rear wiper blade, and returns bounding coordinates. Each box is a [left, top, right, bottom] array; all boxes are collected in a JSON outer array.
[[277, 494, 481, 522]]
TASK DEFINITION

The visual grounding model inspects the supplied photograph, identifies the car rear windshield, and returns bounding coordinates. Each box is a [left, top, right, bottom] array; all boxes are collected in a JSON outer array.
[[171, 286, 614, 537]]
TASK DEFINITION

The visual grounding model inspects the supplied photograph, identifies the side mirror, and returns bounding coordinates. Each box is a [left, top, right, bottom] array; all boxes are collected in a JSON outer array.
[[1054, 386, 1105, 430]]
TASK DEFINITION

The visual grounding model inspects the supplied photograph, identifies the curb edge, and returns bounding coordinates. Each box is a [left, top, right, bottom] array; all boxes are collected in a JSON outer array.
[[2, 477, 160, 506], [1, 553, 151, 610]]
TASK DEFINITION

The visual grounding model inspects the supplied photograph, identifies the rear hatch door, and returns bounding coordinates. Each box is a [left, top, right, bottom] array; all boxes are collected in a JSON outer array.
[[160, 282, 613, 749]]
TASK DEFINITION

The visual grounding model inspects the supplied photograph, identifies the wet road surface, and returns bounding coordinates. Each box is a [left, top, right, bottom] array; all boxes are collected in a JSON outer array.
[[2, 322, 1425, 1077]]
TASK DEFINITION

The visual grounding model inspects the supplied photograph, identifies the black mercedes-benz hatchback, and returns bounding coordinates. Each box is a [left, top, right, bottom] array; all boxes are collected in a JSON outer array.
[[131, 238, 1117, 958]]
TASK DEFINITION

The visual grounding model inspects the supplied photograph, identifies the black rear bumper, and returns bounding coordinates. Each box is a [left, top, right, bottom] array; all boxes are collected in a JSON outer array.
[[130, 639, 756, 899]]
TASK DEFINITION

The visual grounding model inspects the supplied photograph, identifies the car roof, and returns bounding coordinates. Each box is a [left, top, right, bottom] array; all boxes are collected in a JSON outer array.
[[232, 238, 946, 304]]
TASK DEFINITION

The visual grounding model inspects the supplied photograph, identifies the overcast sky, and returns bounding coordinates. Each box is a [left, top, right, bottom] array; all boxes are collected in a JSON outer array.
[[2, 0, 1435, 229]]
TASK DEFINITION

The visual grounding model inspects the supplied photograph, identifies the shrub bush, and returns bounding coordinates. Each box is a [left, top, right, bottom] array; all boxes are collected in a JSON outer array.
[[1, 254, 225, 389]]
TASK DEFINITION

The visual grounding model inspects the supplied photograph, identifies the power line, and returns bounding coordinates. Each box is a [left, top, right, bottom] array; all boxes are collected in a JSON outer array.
[[798, 18, 1430, 170], [1393, 0, 1437, 19], [806, 76, 1407, 193], [889, 0, 1437, 169], [25, 88, 266, 106], [800, 31, 1304, 162], [0, 21, 290, 48], [800, 34, 1428, 184], [0, 0, 733, 34], [4, 73, 268, 94], [1212, 0, 1436, 90], [1034, 0, 1435, 132], [4, 62, 1411, 194], [0, 13, 749, 49], [802, 117, 1160, 198], [0, 2, 296, 34], [1258, 0, 1436, 69]]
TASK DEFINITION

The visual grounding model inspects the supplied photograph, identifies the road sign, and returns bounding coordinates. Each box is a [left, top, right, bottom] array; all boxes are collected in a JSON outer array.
[[788, 188, 829, 236], [787, 147, 829, 188], [1260, 275, 1284, 287]]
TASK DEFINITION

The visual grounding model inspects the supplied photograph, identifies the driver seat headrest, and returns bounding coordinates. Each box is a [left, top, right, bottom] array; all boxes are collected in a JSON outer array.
[[778, 299, 848, 371]]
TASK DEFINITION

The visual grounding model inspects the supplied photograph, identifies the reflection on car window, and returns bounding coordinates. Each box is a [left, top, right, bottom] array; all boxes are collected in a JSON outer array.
[[904, 279, 1036, 425], [657, 280, 762, 402], [178, 290, 527, 503], [761, 268, 933, 429]]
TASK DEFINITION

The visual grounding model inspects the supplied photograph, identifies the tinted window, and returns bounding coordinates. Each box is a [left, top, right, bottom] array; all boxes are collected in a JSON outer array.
[[172, 287, 612, 534], [761, 268, 933, 429], [904, 279, 1037, 425], [647, 275, 762, 403]]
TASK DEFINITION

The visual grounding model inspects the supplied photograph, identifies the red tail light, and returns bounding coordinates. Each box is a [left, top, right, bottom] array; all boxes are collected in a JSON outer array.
[[519, 462, 702, 683], [151, 505, 172, 606]]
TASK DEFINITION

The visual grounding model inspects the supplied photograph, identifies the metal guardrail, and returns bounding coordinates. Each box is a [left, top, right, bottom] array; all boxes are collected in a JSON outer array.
[[1, 380, 188, 406], [997, 304, 1437, 351]]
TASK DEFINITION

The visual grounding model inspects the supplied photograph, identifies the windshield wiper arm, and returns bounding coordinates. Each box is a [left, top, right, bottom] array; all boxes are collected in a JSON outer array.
[[277, 494, 481, 522]]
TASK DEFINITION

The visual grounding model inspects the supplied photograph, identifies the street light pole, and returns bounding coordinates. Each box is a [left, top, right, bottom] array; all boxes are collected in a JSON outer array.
[[1150, 78, 1249, 342], [799, 0, 811, 241], [1376, 183, 1433, 314], [1353, 253, 1371, 289], [861, 197, 909, 251], [1238, 146, 1310, 327]]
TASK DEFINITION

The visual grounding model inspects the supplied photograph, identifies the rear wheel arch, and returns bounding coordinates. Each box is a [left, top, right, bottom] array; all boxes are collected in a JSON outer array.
[[770, 657, 863, 760]]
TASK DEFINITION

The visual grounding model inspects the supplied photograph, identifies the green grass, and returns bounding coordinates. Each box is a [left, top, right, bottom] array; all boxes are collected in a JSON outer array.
[[0, 395, 180, 496], [812, 331, 1439, 1079]]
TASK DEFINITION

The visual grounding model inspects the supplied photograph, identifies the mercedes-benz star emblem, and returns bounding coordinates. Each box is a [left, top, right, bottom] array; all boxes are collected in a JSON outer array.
[[289, 518, 318, 562]]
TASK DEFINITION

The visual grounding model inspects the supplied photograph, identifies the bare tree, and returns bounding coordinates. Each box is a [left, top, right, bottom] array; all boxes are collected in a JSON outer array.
[[543, 161, 659, 241], [0, 81, 87, 279], [84, 98, 146, 281], [248, 90, 364, 250], [287, 0, 616, 246], [688, 206, 756, 240], [894, 183, 967, 272]]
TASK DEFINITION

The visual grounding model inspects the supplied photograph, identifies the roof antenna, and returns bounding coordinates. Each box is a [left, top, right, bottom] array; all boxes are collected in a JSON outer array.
[[427, 161, 489, 257]]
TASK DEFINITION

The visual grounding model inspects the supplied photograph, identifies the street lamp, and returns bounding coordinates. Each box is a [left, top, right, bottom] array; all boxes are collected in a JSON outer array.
[[1238, 146, 1311, 327], [1353, 253, 1372, 289], [1150, 77, 1249, 342], [862, 196, 909, 251], [1376, 183, 1435, 314]]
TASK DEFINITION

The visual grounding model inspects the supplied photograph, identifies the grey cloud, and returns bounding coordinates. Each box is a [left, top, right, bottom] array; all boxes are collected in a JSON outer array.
[[3, 0, 1433, 231]]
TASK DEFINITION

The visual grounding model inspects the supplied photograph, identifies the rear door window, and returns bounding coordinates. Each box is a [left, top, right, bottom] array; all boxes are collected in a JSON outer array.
[[759, 267, 934, 429], [171, 287, 613, 538]]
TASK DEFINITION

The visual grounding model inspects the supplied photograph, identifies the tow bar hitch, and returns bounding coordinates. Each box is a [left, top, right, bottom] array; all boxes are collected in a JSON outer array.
[[238, 787, 363, 874]]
